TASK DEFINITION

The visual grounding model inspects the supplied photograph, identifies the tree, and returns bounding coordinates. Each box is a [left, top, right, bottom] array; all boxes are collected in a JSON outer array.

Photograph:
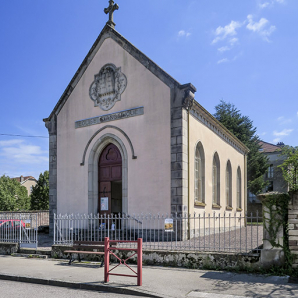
[[214, 100, 268, 195], [278, 146, 298, 192], [30, 171, 49, 210], [0, 175, 30, 211]]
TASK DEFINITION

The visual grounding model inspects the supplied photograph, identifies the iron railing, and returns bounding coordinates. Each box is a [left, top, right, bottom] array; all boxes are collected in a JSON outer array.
[[54, 211, 263, 253], [0, 210, 49, 229], [0, 213, 38, 248]]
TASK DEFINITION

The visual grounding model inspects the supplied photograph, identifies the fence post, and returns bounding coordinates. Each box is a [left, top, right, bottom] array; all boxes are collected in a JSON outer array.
[[19, 213, 22, 245], [137, 238, 142, 286], [104, 237, 110, 283], [54, 214, 56, 244]]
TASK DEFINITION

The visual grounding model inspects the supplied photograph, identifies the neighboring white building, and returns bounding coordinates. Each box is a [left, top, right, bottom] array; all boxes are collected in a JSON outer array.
[[44, 3, 249, 234]]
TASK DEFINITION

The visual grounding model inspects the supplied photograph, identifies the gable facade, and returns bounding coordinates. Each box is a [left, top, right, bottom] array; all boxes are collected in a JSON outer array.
[[44, 24, 249, 234]]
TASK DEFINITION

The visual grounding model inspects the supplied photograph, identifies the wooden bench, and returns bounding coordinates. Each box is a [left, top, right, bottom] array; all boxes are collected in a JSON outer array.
[[64, 241, 115, 266]]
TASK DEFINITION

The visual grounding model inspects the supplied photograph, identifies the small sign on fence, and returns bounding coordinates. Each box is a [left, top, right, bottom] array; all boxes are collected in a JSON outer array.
[[25, 220, 31, 229], [164, 218, 173, 232]]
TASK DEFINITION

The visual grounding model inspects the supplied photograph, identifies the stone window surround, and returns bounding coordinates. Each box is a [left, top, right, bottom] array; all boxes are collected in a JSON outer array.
[[226, 160, 232, 208], [212, 152, 221, 207], [87, 133, 128, 215], [194, 141, 205, 205], [237, 166, 242, 210]]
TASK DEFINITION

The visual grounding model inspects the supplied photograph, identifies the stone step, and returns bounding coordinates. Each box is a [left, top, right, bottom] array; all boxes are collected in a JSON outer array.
[[18, 248, 52, 256], [11, 253, 48, 259]]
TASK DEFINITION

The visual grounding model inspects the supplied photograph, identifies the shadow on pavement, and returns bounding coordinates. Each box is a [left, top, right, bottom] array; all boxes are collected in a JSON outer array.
[[201, 271, 289, 285]]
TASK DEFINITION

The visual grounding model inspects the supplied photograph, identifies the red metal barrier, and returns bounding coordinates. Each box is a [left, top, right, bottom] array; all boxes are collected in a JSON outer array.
[[104, 237, 142, 286]]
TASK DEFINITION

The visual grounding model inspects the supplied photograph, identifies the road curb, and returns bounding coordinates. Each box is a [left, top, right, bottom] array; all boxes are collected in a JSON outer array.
[[0, 274, 163, 298]]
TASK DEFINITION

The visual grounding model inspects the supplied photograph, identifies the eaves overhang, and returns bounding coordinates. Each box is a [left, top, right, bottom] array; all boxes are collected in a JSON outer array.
[[192, 100, 250, 155]]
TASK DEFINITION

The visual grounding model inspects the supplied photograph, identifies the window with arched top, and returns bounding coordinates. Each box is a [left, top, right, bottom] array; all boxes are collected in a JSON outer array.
[[195, 142, 205, 204], [237, 167, 242, 209], [226, 161, 232, 208], [212, 152, 220, 206]]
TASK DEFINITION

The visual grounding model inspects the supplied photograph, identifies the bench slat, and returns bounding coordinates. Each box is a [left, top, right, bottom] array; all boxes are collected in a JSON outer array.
[[73, 241, 104, 245], [73, 245, 104, 250], [64, 250, 104, 255]]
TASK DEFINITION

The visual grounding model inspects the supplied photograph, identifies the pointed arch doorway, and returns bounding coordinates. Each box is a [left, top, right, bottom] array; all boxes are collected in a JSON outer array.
[[98, 143, 123, 215]]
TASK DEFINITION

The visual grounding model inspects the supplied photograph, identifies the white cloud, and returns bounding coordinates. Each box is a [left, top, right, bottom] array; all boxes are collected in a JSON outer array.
[[259, 0, 285, 9], [217, 58, 228, 64], [273, 137, 281, 143], [277, 116, 292, 125], [259, 2, 270, 9], [273, 129, 293, 136], [218, 46, 230, 52], [0, 139, 23, 147], [0, 139, 48, 178], [229, 37, 238, 45], [247, 15, 268, 32], [178, 30, 191, 38], [212, 20, 243, 44], [297, 112, 298, 117], [246, 15, 276, 41]]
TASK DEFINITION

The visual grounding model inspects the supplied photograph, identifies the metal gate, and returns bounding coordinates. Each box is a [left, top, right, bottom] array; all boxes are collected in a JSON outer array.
[[0, 213, 38, 249]]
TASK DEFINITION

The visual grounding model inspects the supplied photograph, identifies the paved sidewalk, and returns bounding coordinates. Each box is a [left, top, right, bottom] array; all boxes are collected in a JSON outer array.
[[0, 255, 298, 298]]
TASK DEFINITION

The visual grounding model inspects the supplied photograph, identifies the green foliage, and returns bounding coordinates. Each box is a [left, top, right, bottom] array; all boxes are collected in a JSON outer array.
[[30, 171, 49, 210], [0, 175, 30, 211], [214, 100, 269, 195], [262, 193, 294, 274], [278, 146, 298, 192]]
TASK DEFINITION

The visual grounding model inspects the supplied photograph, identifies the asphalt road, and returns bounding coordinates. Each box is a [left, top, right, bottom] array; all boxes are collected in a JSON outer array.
[[0, 280, 148, 298]]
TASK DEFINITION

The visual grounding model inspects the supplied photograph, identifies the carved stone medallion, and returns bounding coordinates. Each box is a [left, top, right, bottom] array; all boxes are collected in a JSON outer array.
[[89, 63, 127, 111]]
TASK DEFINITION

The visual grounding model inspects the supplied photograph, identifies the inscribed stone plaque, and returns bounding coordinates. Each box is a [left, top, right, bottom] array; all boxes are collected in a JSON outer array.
[[75, 107, 144, 129]]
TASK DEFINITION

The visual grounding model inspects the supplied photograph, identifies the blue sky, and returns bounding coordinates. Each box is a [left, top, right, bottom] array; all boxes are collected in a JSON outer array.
[[0, 0, 297, 179]]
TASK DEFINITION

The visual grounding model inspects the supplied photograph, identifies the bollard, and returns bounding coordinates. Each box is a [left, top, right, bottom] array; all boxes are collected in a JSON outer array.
[[137, 238, 142, 286], [104, 237, 110, 283]]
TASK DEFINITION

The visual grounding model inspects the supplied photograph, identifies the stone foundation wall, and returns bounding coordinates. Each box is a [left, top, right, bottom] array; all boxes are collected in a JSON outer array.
[[0, 242, 19, 255], [51, 245, 261, 270]]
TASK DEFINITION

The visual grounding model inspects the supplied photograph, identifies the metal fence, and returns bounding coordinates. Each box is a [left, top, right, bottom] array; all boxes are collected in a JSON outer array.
[[0, 213, 39, 248], [0, 210, 49, 230], [54, 212, 263, 253]]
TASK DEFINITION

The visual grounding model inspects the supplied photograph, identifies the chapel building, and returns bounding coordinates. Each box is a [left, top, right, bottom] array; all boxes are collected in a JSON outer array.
[[44, 2, 249, 234]]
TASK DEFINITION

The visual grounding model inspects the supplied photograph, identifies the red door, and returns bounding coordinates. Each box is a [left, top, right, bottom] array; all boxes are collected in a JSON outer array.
[[98, 143, 122, 215]]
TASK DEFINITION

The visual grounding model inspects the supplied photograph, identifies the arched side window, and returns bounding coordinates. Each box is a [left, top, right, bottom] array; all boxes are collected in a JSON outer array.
[[195, 142, 205, 204], [237, 167, 242, 209], [212, 152, 220, 206], [226, 161, 232, 208]]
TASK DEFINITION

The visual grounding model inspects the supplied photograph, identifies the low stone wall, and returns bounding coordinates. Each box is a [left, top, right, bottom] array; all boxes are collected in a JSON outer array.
[[52, 245, 261, 270], [0, 242, 19, 255], [140, 250, 261, 270]]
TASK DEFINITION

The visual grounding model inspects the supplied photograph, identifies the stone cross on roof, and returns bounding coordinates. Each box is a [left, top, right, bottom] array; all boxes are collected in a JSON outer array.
[[104, 0, 119, 28]]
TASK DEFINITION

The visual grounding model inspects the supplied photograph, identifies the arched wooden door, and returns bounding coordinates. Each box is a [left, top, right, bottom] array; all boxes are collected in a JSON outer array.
[[98, 143, 122, 215]]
